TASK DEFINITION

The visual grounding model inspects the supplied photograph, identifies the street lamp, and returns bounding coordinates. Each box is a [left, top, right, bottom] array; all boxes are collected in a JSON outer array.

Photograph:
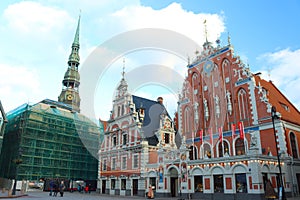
[[271, 106, 286, 200]]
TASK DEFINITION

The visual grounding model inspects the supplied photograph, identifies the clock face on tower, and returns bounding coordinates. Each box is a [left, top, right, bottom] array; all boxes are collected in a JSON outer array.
[[203, 59, 214, 76], [67, 94, 73, 101]]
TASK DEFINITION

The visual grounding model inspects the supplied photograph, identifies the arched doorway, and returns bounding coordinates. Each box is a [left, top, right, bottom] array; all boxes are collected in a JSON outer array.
[[169, 167, 179, 197]]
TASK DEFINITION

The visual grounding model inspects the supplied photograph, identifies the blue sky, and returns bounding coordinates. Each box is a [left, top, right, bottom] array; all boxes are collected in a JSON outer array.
[[1, 0, 300, 120]]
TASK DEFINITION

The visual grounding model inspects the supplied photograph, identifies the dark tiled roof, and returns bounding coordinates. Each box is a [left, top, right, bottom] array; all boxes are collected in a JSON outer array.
[[132, 95, 169, 144]]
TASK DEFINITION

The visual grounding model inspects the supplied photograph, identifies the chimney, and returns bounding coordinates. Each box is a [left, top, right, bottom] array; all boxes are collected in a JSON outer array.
[[157, 97, 163, 105]]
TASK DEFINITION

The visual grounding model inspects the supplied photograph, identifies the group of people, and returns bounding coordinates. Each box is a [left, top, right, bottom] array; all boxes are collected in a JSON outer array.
[[77, 184, 91, 193], [49, 180, 65, 197]]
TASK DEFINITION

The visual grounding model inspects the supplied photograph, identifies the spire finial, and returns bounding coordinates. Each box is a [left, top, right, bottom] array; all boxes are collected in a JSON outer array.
[[122, 58, 125, 79], [73, 12, 81, 46], [228, 32, 231, 45], [204, 19, 208, 43]]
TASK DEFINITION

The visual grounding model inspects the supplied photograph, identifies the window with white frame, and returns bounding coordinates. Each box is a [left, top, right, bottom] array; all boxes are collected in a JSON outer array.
[[112, 135, 117, 147], [133, 154, 139, 169], [111, 179, 116, 190], [121, 156, 127, 170], [102, 159, 107, 171], [121, 179, 126, 190], [122, 133, 128, 145], [238, 89, 249, 120], [184, 107, 191, 134], [112, 157, 116, 170]]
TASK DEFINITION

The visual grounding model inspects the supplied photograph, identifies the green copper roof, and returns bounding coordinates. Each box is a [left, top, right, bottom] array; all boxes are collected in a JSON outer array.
[[73, 15, 80, 46]]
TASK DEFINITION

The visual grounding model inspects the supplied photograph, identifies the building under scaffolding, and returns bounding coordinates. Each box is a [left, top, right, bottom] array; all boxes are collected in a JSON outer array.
[[0, 99, 101, 182]]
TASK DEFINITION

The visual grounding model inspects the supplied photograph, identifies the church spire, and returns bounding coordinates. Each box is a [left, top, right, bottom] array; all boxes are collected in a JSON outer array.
[[73, 13, 80, 46], [58, 14, 81, 112], [116, 58, 128, 98]]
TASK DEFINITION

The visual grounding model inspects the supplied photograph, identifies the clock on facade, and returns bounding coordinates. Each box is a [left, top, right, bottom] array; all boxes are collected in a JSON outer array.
[[67, 94, 73, 101], [203, 59, 214, 76]]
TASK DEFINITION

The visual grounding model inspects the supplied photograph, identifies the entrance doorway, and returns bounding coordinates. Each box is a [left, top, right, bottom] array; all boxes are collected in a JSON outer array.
[[171, 177, 178, 197], [102, 180, 106, 194], [169, 167, 179, 197], [132, 179, 138, 195]]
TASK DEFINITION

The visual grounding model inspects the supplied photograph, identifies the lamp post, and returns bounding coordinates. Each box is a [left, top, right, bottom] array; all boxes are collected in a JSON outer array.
[[271, 106, 286, 200]]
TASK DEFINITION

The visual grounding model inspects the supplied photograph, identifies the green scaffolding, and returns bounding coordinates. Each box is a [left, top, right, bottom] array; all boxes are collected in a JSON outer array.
[[0, 99, 103, 182]]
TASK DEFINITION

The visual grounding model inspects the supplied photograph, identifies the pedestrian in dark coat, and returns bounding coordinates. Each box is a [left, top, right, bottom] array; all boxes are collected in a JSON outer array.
[[59, 181, 65, 197]]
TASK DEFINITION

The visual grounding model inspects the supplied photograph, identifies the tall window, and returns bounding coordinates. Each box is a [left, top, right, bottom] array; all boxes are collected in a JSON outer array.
[[112, 135, 117, 147], [133, 154, 139, 168], [184, 107, 191, 134], [290, 132, 298, 158], [111, 179, 116, 190], [117, 106, 121, 117], [235, 138, 245, 155], [218, 141, 229, 157], [235, 173, 247, 193], [194, 175, 203, 192], [121, 179, 126, 190], [122, 133, 128, 145], [121, 105, 125, 116], [189, 146, 198, 160], [203, 143, 211, 158], [102, 159, 107, 171], [213, 175, 224, 193], [164, 133, 170, 144], [238, 89, 249, 120], [112, 158, 116, 170], [122, 156, 127, 170]]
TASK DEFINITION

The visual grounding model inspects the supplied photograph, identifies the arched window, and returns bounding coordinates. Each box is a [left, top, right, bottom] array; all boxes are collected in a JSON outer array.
[[184, 107, 191, 134], [192, 73, 198, 90], [121, 105, 125, 116], [238, 89, 249, 120], [290, 132, 298, 158], [203, 143, 212, 158], [189, 146, 198, 160], [117, 106, 121, 117], [218, 141, 229, 157], [235, 138, 245, 155]]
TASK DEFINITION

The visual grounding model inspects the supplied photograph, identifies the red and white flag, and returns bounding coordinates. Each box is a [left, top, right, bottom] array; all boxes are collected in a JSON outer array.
[[218, 126, 223, 143], [238, 121, 245, 140], [231, 123, 236, 141], [199, 129, 203, 141]]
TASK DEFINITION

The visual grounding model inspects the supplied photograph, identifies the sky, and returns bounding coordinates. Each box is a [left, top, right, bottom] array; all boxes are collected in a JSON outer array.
[[1, 0, 300, 121]]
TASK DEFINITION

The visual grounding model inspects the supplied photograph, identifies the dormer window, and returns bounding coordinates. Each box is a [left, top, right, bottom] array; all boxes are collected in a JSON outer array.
[[280, 102, 289, 112]]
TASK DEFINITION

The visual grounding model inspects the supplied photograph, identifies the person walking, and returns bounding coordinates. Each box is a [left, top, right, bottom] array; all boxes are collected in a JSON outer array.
[[59, 181, 65, 197], [53, 181, 58, 197], [147, 185, 154, 199], [49, 180, 54, 196]]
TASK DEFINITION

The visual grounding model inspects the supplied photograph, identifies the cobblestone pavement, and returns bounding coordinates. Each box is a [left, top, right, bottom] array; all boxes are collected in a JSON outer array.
[[0, 190, 157, 200], [0, 190, 299, 200]]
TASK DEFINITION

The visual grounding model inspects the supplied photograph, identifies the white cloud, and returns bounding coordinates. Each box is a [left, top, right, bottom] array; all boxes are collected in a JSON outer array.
[[4, 1, 73, 35], [110, 3, 225, 47], [0, 1, 226, 120], [258, 48, 300, 110], [0, 64, 42, 112]]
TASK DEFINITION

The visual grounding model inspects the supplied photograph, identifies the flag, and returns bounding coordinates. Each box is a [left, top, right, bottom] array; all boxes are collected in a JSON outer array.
[[192, 131, 195, 143], [218, 127, 223, 143], [231, 123, 236, 141], [199, 129, 203, 141], [238, 121, 245, 140], [209, 128, 213, 145]]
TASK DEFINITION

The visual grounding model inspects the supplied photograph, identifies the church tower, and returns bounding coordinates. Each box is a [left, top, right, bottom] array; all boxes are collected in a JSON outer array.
[[58, 15, 81, 112]]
